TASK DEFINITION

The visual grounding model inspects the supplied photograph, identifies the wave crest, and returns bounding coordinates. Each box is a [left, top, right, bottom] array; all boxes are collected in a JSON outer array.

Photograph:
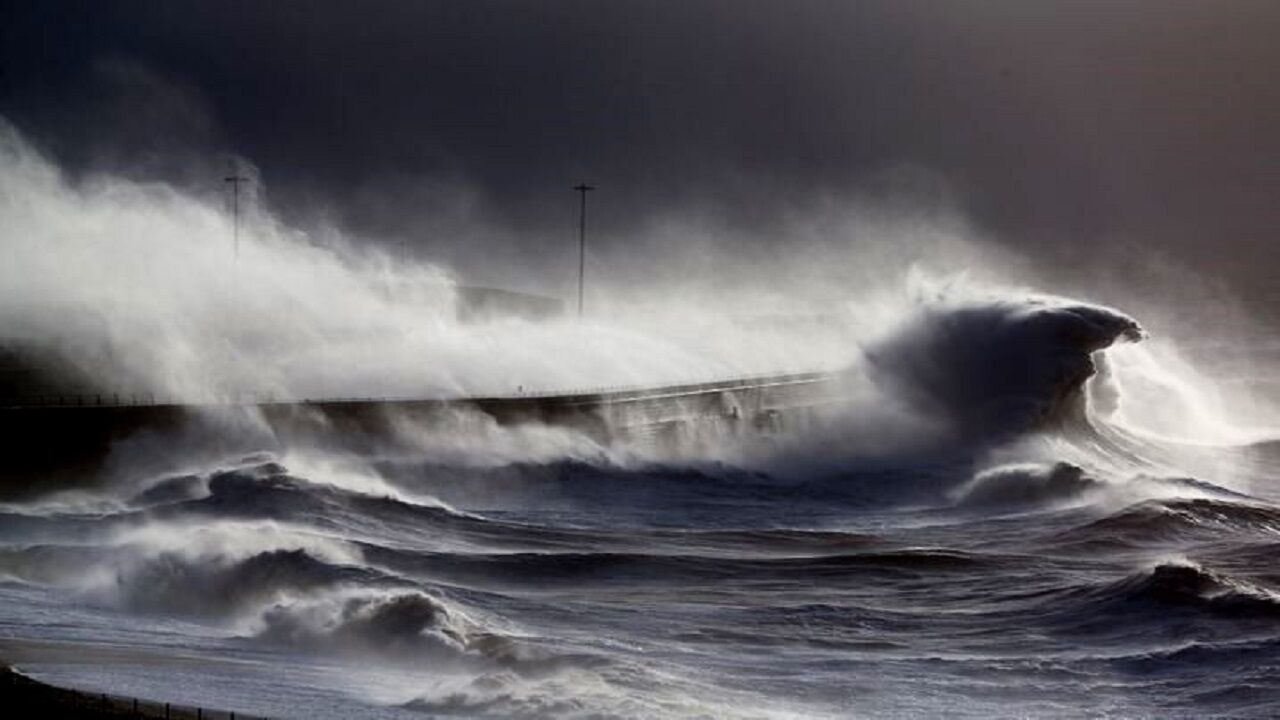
[[1061, 497, 1280, 547], [1107, 561, 1280, 618], [952, 462, 1101, 508], [867, 293, 1143, 439]]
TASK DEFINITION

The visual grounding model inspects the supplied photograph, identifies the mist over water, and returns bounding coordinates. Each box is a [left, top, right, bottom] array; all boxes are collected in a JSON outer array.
[[1, 120, 869, 404], [4, 117, 1280, 718]]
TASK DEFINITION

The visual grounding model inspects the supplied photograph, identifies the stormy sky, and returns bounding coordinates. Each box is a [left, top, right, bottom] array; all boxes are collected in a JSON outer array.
[[2, 0, 1278, 316]]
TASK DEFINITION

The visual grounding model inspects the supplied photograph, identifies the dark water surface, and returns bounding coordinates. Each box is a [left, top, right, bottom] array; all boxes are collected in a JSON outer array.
[[2, 297, 1279, 719]]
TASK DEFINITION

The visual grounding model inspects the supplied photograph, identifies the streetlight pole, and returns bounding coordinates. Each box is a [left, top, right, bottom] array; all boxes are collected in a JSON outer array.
[[573, 183, 594, 318], [224, 174, 249, 261]]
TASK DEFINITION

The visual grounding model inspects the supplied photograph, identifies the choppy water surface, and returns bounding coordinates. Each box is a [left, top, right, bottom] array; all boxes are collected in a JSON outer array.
[[2, 295, 1279, 719]]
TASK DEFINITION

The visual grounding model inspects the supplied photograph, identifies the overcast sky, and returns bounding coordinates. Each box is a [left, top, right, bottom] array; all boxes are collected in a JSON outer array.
[[3, 1, 1278, 315]]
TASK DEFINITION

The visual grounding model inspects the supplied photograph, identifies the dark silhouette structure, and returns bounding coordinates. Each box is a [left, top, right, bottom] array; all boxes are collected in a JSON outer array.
[[573, 183, 594, 318], [224, 174, 249, 260]]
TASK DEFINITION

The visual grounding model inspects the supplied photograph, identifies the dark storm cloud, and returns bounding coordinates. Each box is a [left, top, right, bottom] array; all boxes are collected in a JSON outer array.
[[2, 1, 1279, 306]]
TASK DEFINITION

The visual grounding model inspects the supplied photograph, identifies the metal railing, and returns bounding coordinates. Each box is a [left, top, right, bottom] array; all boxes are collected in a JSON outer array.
[[0, 367, 839, 411], [2, 666, 269, 719]]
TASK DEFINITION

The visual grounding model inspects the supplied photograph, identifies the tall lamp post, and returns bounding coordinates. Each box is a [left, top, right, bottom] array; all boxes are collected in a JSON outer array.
[[225, 173, 249, 261], [573, 183, 594, 318]]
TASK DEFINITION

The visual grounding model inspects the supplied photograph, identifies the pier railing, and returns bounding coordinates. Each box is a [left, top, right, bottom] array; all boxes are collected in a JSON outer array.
[[0, 369, 837, 410], [2, 666, 270, 719]]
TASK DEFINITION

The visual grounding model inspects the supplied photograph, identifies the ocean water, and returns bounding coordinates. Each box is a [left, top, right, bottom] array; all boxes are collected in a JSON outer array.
[[2, 293, 1280, 719]]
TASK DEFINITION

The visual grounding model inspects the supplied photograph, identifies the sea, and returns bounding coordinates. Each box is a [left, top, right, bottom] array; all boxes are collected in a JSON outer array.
[[3, 289, 1280, 719]]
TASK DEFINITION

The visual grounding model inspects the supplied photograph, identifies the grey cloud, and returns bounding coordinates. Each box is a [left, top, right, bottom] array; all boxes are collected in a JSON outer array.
[[2, 0, 1278, 313]]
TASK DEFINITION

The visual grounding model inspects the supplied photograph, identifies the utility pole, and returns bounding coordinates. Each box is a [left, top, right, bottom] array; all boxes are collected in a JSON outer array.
[[224, 174, 249, 261], [573, 183, 594, 318]]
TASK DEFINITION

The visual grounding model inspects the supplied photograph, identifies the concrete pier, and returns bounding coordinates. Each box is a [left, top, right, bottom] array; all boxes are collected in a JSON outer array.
[[0, 371, 843, 498]]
